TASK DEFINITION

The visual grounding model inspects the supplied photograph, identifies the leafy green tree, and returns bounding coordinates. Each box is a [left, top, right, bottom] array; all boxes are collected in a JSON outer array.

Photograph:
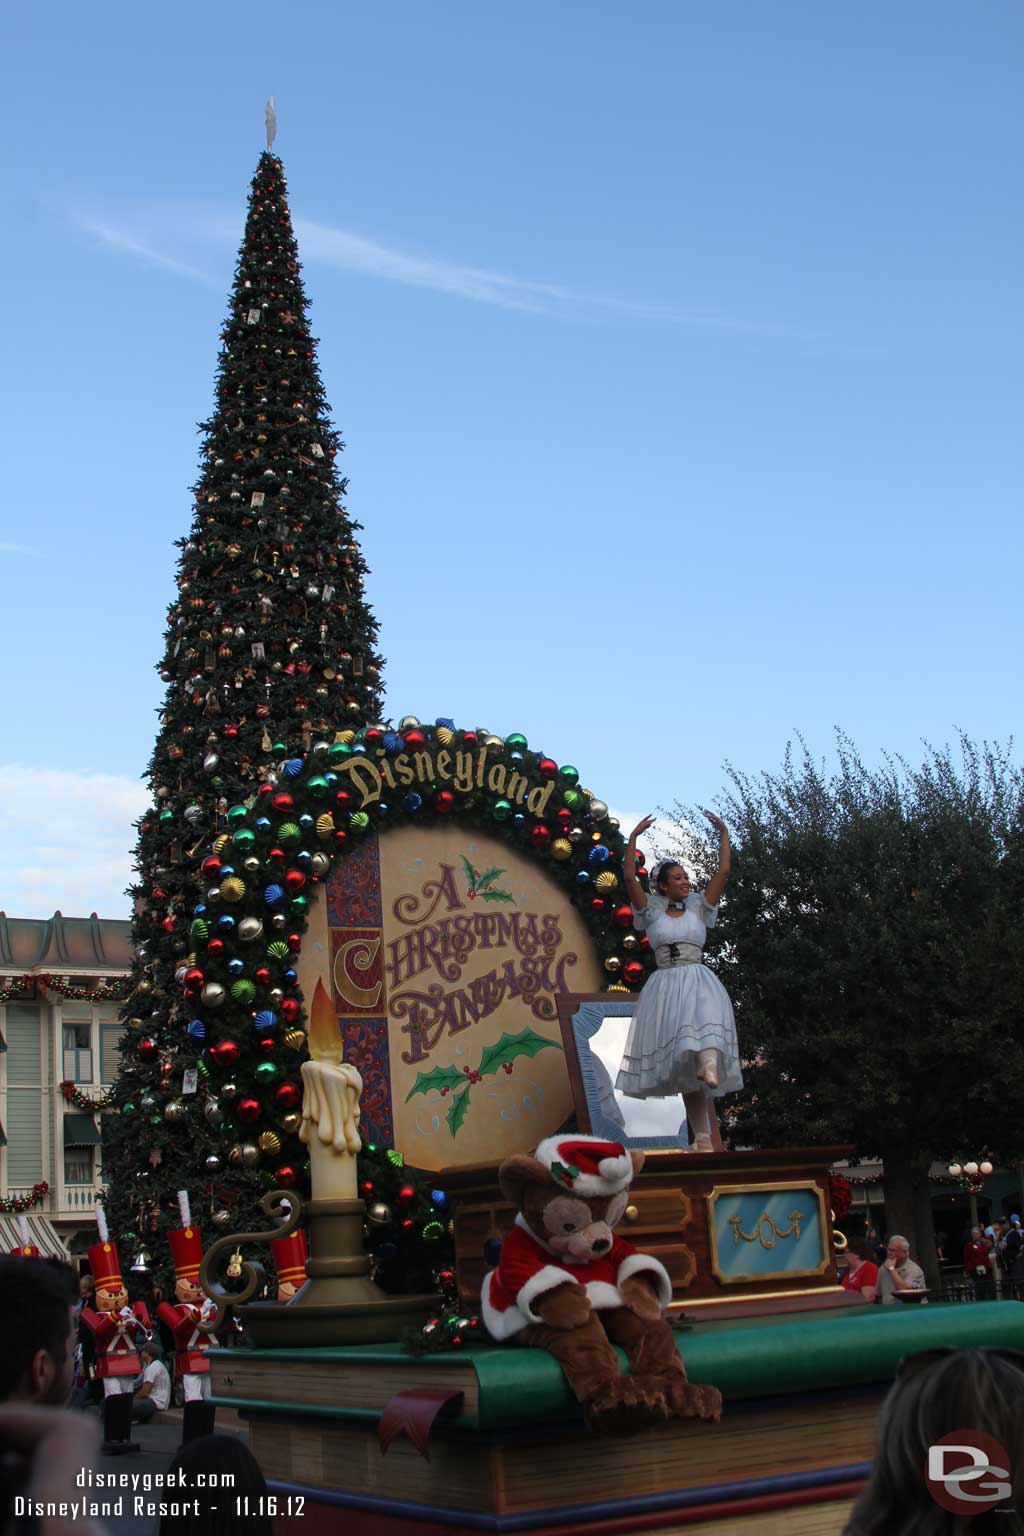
[[668, 734, 1024, 1289]]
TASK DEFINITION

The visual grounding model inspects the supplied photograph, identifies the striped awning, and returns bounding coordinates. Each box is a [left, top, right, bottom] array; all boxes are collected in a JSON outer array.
[[0, 1214, 71, 1261]]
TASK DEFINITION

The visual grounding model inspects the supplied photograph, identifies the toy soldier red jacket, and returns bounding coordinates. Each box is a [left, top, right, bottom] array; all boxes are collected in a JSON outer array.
[[156, 1301, 219, 1376], [80, 1303, 152, 1378]]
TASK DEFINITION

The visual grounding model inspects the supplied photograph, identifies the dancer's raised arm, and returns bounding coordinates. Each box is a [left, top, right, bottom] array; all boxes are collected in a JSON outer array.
[[625, 816, 655, 909], [703, 812, 731, 907]]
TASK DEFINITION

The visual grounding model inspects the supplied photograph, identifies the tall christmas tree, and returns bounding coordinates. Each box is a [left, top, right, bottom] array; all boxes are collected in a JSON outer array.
[[101, 149, 445, 1293]]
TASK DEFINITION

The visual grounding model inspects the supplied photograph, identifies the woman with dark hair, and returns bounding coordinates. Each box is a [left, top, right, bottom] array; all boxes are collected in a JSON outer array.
[[844, 1348, 1024, 1534], [615, 813, 742, 1152], [159, 1434, 273, 1536]]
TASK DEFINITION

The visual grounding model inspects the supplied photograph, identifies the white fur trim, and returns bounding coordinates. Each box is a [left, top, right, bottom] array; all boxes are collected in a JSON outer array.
[[517, 1264, 580, 1322], [481, 1272, 527, 1340], [177, 1190, 192, 1228], [617, 1252, 673, 1309], [584, 1281, 623, 1311], [95, 1205, 109, 1244]]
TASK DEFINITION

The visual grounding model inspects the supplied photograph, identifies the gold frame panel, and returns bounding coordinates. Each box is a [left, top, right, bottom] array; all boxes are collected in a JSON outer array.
[[707, 1179, 830, 1285]]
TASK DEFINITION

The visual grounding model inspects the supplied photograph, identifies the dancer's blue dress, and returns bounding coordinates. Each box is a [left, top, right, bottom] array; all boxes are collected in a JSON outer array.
[[614, 893, 743, 1099]]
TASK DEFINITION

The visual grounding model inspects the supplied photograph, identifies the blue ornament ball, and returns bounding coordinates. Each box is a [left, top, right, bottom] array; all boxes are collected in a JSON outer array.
[[576, 870, 593, 886], [283, 758, 304, 779], [253, 1010, 278, 1033], [402, 792, 423, 813], [227, 959, 245, 976], [588, 845, 611, 867], [264, 883, 285, 907], [187, 1019, 206, 1040], [383, 733, 403, 753], [298, 814, 315, 832], [193, 904, 208, 917], [376, 802, 389, 817], [512, 813, 526, 829], [282, 968, 298, 985], [217, 914, 235, 931], [483, 1237, 504, 1268], [296, 850, 313, 869], [255, 816, 272, 835]]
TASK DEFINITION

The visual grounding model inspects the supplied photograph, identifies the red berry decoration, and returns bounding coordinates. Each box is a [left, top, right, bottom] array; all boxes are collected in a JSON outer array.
[[502, 1061, 513, 1074], [531, 824, 551, 847], [284, 869, 306, 894], [237, 1097, 262, 1123], [613, 904, 633, 928], [623, 960, 646, 986], [434, 790, 455, 814]]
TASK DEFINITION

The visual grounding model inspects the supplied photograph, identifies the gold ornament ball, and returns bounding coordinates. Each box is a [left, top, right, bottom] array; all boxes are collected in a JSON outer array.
[[334, 730, 356, 745], [279, 1111, 301, 1134], [435, 725, 455, 746], [284, 1028, 306, 1052], [550, 838, 573, 862], [484, 734, 504, 756], [258, 1131, 282, 1156], [315, 813, 334, 840], [127, 1016, 144, 1032], [227, 1143, 243, 1166], [219, 876, 246, 903], [595, 870, 619, 893], [607, 982, 630, 993], [213, 834, 230, 855]]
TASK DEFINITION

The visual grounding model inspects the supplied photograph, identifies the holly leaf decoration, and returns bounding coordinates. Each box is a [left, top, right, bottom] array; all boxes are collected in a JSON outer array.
[[477, 1028, 562, 1078], [460, 854, 478, 891], [446, 1085, 471, 1136], [480, 889, 515, 903], [405, 1065, 467, 1101], [475, 867, 505, 887]]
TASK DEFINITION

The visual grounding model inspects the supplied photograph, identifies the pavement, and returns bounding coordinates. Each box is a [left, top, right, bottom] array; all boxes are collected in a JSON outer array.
[[85, 1408, 248, 1536]]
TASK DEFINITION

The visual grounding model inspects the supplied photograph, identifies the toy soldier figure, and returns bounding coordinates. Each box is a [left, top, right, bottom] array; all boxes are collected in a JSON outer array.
[[10, 1213, 40, 1257], [271, 1220, 308, 1301], [80, 1206, 150, 1453], [157, 1191, 221, 1402]]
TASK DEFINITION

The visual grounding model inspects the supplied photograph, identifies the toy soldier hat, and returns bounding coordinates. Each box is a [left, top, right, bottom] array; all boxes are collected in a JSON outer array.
[[167, 1225, 204, 1282], [88, 1240, 123, 1290], [11, 1243, 40, 1257], [532, 1135, 634, 1197], [270, 1229, 308, 1290]]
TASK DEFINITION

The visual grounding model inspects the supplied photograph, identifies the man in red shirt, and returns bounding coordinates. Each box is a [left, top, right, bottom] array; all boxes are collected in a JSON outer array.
[[963, 1226, 993, 1300], [841, 1238, 879, 1302]]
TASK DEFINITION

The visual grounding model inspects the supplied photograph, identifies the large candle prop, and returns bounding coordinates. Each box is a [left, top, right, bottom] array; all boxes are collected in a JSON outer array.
[[299, 978, 363, 1200]]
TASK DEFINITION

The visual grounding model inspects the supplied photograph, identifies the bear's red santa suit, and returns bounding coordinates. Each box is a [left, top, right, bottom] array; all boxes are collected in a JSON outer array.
[[481, 1136, 672, 1340]]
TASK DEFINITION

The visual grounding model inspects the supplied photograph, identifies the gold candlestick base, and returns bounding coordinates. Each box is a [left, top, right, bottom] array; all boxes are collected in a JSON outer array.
[[237, 1197, 439, 1349]]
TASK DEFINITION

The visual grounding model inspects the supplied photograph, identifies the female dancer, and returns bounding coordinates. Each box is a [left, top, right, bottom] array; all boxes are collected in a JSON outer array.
[[614, 812, 742, 1152]]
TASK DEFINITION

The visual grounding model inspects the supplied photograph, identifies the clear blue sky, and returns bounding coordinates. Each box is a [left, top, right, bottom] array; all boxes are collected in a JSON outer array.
[[2, 2, 1022, 917]]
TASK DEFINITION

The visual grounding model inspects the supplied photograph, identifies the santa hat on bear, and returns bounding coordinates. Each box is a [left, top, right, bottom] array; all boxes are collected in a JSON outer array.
[[10, 1214, 40, 1258], [532, 1135, 633, 1198]]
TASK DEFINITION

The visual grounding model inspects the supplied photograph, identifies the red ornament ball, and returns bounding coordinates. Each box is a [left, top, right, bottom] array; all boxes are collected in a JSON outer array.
[[207, 938, 225, 956], [591, 897, 605, 912], [138, 1038, 158, 1061], [398, 1184, 416, 1202], [201, 857, 222, 878], [236, 1097, 262, 1123], [361, 1179, 375, 1196], [364, 727, 383, 745], [623, 960, 646, 986], [255, 966, 271, 986], [434, 791, 455, 814], [213, 1039, 240, 1067], [555, 808, 572, 827], [333, 829, 348, 849], [538, 758, 558, 779], [284, 869, 306, 894], [256, 1035, 277, 1055], [613, 905, 633, 929], [531, 824, 551, 847], [183, 967, 204, 989], [225, 724, 239, 740], [276, 1082, 301, 1109], [277, 1165, 298, 1187], [335, 791, 351, 810], [280, 997, 301, 1023], [287, 933, 301, 952], [404, 730, 425, 748], [271, 793, 294, 814], [267, 846, 285, 863]]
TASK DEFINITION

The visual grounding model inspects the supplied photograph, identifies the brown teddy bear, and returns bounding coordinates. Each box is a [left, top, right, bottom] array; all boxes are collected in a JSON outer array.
[[481, 1134, 722, 1435]]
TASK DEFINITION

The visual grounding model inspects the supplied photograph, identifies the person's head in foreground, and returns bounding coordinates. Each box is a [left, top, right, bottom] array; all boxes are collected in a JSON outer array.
[[844, 1347, 1024, 1534], [159, 1434, 273, 1536], [0, 1255, 77, 1405]]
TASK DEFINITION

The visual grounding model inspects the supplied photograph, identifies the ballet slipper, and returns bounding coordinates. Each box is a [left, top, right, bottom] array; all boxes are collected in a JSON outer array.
[[696, 1050, 720, 1090]]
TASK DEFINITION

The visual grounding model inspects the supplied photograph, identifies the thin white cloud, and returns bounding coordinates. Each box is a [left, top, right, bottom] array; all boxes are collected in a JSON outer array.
[[0, 766, 147, 919], [60, 200, 849, 345], [0, 543, 38, 555]]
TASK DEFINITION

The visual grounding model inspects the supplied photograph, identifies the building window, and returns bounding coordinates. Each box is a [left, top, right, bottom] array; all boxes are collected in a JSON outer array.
[[64, 1149, 94, 1185], [62, 1024, 93, 1083]]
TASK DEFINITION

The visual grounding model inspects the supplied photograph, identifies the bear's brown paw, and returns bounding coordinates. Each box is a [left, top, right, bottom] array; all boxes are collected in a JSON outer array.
[[583, 1377, 670, 1437], [662, 1379, 722, 1422]]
